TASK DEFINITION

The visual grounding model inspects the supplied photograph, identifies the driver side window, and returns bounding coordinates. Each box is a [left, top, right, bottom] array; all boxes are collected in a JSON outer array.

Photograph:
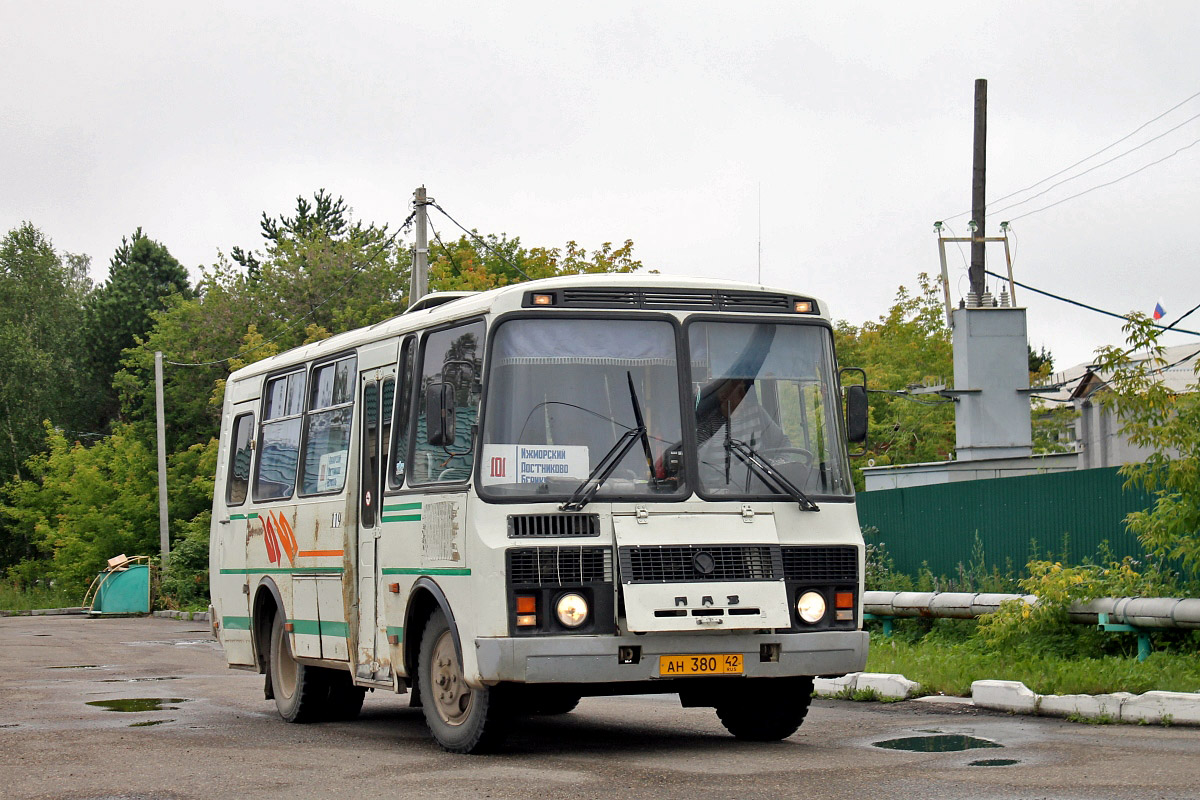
[[410, 320, 485, 485]]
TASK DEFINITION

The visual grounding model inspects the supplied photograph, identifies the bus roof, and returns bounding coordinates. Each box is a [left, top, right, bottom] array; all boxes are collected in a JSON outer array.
[[226, 273, 829, 383]]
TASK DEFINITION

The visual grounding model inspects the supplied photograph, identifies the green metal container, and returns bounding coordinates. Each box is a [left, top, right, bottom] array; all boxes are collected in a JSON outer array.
[[92, 564, 151, 614]]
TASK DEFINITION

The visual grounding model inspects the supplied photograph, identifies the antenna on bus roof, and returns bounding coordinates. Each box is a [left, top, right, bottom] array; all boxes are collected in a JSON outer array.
[[757, 182, 762, 284]]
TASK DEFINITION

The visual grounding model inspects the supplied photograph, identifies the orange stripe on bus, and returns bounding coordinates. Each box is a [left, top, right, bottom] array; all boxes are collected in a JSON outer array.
[[297, 550, 344, 558]]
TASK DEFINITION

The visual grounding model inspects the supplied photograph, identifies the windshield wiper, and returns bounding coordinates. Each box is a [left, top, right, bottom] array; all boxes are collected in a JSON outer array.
[[559, 372, 650, 512], [726, 438, 820, 512]]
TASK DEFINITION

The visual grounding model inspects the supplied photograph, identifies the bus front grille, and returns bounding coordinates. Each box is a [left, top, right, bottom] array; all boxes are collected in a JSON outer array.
[[618, 545, 783, 584], [506, 546, 613, 586], [780, 546, 858, 583], [507, 513, 600, 538]]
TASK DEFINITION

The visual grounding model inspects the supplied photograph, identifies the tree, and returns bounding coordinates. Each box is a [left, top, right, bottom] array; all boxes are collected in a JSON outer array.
[[0, 223, 92, 480], [429, 232, 642, 291], [85, 229, 192, 427], [834, 274, 956, 481], [1094, 315, 1200, 579]]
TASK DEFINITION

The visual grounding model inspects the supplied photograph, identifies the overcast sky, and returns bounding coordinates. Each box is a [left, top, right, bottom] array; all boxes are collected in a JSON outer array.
[[4, 2, 1199, 373]]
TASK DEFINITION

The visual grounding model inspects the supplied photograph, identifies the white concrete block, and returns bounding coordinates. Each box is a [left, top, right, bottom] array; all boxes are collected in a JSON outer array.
[[1121, 691, 1200, 725], [857, 672, 921, 700], [972, 680, 1040, 713], [1038, 692, 1128, 720], [813, 673, 859, 697]]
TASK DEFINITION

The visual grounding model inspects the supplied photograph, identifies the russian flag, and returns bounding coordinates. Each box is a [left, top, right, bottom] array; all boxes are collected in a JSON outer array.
[[1153, 300, 1166, 320]]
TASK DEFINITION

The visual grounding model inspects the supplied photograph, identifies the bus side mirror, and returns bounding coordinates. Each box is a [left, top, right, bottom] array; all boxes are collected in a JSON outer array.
[[426, 383, 457, 446], [845, 384, 868, 445]]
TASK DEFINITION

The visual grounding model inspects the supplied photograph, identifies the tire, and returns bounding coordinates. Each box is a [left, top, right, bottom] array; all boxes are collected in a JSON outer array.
[[268, 614, 330, 723], [714, 677, 814, 741], [325, 670, 367, 721], [417, 609, 508, 753]]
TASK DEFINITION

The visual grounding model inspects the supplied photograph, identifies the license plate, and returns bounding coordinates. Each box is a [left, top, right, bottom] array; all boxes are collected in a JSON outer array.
[[659, 653, 744, 676]]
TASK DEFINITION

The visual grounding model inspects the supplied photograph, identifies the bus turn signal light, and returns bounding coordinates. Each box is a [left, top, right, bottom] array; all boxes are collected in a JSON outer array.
[[835, 591, 854, 609], [516, 595, 537, 614]]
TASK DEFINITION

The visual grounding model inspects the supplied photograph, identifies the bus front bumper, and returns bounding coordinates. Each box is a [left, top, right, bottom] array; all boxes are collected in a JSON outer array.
[[474, 629, 868, 684]]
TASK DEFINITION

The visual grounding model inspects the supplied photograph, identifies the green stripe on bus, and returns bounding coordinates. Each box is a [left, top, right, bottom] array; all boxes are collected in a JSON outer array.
[[218, 567, 345, 575], [382, 502, 422, 511], [380, 567, 471, 576], [381, 514, 421, 522], [288, 619, 349, 637], [228, 513, 259, 520], [222, 616, 251, 630], [386, 626, 404, 642]]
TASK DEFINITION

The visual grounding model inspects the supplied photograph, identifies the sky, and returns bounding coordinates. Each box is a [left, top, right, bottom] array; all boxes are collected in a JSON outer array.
[[4, 1, 1199, 374]]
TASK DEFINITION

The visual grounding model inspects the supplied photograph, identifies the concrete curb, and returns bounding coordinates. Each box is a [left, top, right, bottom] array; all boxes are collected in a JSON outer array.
[[0, 607, 86, 617], [814, 671, 922, 700], [817, 673, 1200, 726], [972, 679, 1200, 725], [151, 610, 211, 622]]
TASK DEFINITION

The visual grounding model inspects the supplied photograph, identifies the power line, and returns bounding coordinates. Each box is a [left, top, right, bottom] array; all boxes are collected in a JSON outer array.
[[984, 268, 1200, 336], [940, 88, 1200, 220], [166, 214, 413, 368], [995, 112, 1200, 217], [1006, 133, 1200, 222], [430, 202, 533, 281]]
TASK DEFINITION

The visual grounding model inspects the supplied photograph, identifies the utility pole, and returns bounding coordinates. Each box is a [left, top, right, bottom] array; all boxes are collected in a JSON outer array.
[[969, 78, 988, 296], [410, 186, 430, 304], [154, 351, 170, 569]]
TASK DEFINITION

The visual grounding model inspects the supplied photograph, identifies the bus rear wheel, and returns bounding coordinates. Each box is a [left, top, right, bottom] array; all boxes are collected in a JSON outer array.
[[714, 677, 814, 741], [418, 609, 508, 753], [268, 614, 329, 723]]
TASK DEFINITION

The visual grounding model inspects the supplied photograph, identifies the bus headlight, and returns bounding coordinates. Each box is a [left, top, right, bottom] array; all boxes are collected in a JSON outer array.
[[796, 591, 826, 624], [555, 593, 589, 628]]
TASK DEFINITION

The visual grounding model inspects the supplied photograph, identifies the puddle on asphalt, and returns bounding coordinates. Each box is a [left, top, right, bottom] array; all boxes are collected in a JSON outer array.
[[49, 665, 103, 670], [874, 734, 1002, 752], [129, 719, 175, 727], [86, 698, 188, 712], [99, 677, 181, 683], [970, 758, 1020, 767]]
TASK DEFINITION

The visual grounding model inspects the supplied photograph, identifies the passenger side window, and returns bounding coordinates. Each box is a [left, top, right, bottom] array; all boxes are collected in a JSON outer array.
[[388, 337, 416, 488], [226, 412, 254, 506], [411, 321, 484, 485], [254, 370, 306, 501], [300, 355, 356, 495]]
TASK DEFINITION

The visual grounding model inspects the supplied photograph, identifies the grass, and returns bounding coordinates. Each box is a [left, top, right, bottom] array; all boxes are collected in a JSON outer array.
[[0, 584, 81, 612], [866, 633, 1200, 697]]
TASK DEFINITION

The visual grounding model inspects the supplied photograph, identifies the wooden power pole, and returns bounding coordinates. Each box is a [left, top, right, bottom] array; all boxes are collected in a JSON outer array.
[[969, 78, 988, 297]]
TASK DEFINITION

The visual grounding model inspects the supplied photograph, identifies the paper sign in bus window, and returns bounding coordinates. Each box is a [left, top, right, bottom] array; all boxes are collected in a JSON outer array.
[[480, 445, 590, 486]]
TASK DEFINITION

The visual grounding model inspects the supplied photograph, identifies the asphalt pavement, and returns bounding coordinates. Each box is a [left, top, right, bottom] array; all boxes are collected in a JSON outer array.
[[3, 615, 1198, 800]]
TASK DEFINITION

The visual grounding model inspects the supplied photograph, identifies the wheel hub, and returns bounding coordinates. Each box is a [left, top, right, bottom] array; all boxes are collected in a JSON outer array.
[[430, 631, 472, 726]]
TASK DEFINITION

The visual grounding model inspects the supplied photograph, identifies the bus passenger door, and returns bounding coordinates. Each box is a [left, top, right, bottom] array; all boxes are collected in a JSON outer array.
[[355, 368, 393, 681]]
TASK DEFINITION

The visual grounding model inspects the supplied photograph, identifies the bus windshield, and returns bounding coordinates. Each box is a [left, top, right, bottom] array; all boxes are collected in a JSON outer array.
[[481, 317, 687, 500], [688, 320, 852, 499], [479, 316, 852, 501]]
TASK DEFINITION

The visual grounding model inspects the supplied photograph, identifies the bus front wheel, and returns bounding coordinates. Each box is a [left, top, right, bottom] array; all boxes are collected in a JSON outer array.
[[417, 609, 508, 753], [714, 677, 813, 741]]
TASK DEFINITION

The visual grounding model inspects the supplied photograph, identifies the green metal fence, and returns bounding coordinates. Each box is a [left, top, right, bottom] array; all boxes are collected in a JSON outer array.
[[855, 466, 1155, 579]]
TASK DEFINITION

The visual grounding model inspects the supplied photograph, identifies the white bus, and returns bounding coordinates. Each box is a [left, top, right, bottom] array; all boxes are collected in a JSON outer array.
[[209, 273, 870, 753]]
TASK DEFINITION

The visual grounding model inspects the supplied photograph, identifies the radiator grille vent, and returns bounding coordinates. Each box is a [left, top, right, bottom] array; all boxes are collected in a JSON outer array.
[[618, 545, 782, 584], [507, 546, 613, 586], [507, 513, 600, 538], [780, 546, 858, 583]]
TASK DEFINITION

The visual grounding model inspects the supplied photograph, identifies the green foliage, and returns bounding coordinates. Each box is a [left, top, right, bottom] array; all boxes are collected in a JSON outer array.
[[1032, 404, 1079, 454], [429, 232, 643, 291], [867, 632, 1200, 697], [0, 582, 77, 611], [0, 223, 94, 480], [1094, 314, 1200, 579], [834, 274, 954, 484], [85, 228, 192, 426], [0, 425, 217, 601]]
